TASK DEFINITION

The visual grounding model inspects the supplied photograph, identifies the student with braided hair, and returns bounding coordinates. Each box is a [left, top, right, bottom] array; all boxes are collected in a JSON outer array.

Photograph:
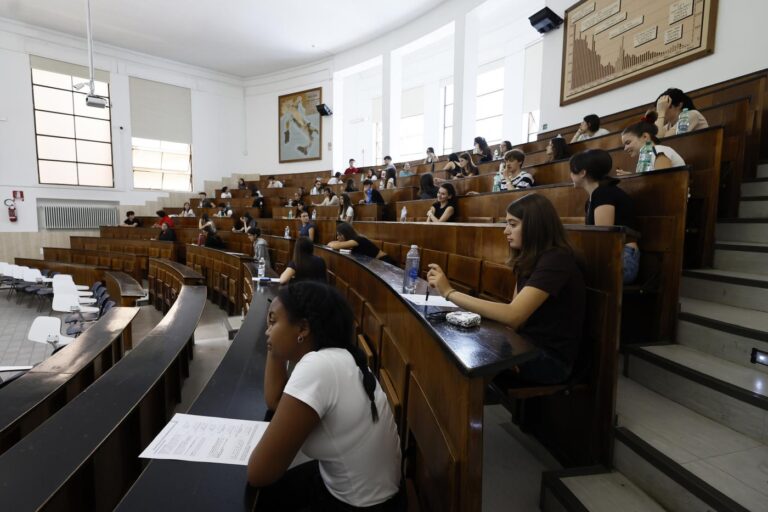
[[248, 282, 403, 510]]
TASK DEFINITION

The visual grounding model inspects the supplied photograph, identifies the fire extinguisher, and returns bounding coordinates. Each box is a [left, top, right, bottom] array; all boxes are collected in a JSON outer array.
[[4, 199, 17, 222]]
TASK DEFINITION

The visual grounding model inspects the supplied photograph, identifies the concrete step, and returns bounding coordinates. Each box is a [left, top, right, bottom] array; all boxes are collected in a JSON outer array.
[[739, 197, 768, 218], [716, 219, 768, 243], [681, 269, 768, 312], [678, 297, 768, 374], [714, 241, 768, 276], [540, 467, 665, 512], [615, 377, 766, 511], [625, 344, 768, 443], [741, 178, 768, 197], [758, 162, 768, 179]]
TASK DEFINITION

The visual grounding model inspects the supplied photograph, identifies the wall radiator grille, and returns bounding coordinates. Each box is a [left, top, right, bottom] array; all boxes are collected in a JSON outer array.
[[41, 205, 119, 230]]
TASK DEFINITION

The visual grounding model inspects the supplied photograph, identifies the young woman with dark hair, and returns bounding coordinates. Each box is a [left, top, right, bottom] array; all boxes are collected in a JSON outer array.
[[201, 225, 225, 248], [655, 88, 708, 137], [248, 282, 402, 510], [571, 114, 610, 142], [157, 222, 176, 241], [313, 188, 339, 207], [233, 212, 257, 233], [279, 237, 327, 284], [248, 227, 271, 271], [427, 194, 586, 384], [423, 147, 438, 164], [199, 213, 216, 232], [418, 173, 439, 200], [618, 111, 685, 174], [179, 202, 195, 217], [328, 222, 393, 263], [426, 183, 457, 222], [220, 186, 232, 199], [238, 178, 247, 190], [297, 211, 316, 242], [458, 152, 479, 177], [441, 153, 461, 175], [473, 136, 493, 163], [382, 167, 397, 189], [338, 193, 354, 223], [545, 136, 570, 162], [571, 149, 640, 284], [153, 210, 174, 228], [344, 179, 358, 193]]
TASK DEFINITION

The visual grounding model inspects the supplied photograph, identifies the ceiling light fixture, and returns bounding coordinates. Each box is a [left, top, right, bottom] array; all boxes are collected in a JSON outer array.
[[751, 348, 768, 366]]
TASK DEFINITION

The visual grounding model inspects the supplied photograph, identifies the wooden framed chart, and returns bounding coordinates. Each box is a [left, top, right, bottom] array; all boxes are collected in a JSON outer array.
[[560, 0, 718, 105], [278, 87, 323, 163]]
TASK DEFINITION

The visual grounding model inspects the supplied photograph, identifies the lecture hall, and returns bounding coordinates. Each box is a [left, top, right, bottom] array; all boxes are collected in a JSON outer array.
[[0, 0, 766, 510]]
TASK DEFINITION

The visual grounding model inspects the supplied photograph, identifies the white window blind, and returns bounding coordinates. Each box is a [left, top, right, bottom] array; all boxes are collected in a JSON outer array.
[[129, 77, 192, 143], [30, 55, 110, 84]]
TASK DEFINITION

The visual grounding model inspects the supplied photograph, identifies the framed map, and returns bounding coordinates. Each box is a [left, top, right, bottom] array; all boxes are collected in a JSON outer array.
[[278, 87, 323, 163], [560, 0, 718, 105]]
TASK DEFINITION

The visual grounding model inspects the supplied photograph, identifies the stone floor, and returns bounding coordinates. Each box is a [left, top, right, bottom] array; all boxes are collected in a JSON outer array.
[[0, 288, 557, 511]]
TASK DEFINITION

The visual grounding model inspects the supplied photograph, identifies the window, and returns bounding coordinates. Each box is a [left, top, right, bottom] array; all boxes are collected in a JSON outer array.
[[31, 66, 113, 187], [399, 115, 424, 161], [132, 138, 192, 191], [441, 83, 454, 155], [371, 96, 383, 165], [475, 66, 504, 144]]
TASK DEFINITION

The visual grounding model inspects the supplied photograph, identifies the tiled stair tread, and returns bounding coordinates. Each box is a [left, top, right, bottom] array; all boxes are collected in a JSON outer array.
[[683, 268, 768, 283], [683, 451, 768, 512], [680, 297, 768, 334], [617, 378, 763, 464], [715, 240, 768, 249], [640, 345, 768, 398], [561, 471, 665, 512]]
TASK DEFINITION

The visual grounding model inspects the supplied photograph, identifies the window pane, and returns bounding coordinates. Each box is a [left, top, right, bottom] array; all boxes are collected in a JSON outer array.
[[35, 111, 75, 138], [71, 76, 110, 97], [76, 140, 112, 165], [444, 106, 453, 127], [39, 160, 77, 184], [476, 90, 504, 120], [162, 172, 192, 191], [475, 117, 503, 144], [133, 149, 162, 169], [445, 84, 454, 105], [32, 69, 73, 90], [400, 115, 423, 137], [162, 152, 190, 172], [477, 67, 504, 96], [37, 136, 76, 161], [134, 170, 163, 189], [73, 92, 111, 120], [33, 85, 73, 114], [160, 141, 190, 153], [132, 137, 162, 150], [442, 127, 453, 155], [75, 116, 111, 142], [78, 164, 113, 187]]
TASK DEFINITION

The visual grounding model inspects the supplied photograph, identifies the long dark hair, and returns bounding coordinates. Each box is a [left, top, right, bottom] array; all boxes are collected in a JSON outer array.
[[277, 281, 379, 422], [474, 136, 492, 160], [439, 183, 458, 208], [569, 149, 618, 186], [336, 221, 359, 241], [458, 152, 479, 176], [550, 137, 570, 160], [338, 193, 351, 217], [506, 194, 573, 278], [345, 179, 357, 192], [419, 173, 439, 197], [384, 167, 397, 187], [623, 110, 661, 144], [292, 236, 315, 273], [657, 88, 696, 110]]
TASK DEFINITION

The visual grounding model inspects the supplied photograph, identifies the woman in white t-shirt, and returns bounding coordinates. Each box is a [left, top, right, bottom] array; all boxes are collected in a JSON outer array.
[[338, 193, 354, 223], [248, 282, 403, 510], [617, 111, 686, 175], [570, 114, 610, 143]]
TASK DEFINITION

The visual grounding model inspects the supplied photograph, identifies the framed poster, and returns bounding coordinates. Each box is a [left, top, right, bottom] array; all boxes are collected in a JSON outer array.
[[278, 87, 323, 163], [560, 0, 718, 105]]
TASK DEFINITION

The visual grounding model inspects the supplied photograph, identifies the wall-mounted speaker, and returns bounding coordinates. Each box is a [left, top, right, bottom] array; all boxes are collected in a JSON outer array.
[[316, 103, 333, 116], [529, 7, 563, 34]]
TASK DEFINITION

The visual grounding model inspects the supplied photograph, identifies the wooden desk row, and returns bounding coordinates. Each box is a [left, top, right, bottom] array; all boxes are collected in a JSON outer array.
[[42, 247, 142, 281], [14, 258, 107, 286], [185, 245, 252, 314], [147, 258, 205, 313], [69, 236, 175, 277]]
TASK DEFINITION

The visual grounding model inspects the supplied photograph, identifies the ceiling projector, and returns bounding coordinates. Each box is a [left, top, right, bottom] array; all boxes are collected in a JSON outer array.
[[86, 94, 108, 109]]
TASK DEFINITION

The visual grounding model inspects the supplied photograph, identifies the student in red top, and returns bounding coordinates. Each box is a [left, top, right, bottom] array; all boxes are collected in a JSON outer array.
[[153, 210, 174, 228], [344, 158, 358, 175]]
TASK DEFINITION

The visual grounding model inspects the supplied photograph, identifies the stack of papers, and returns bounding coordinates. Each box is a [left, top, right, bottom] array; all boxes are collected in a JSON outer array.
[[401, 294, 458, 308]]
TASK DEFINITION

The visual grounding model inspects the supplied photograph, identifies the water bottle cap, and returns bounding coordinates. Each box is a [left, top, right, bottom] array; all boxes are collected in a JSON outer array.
[[410, 244, 418, 249]]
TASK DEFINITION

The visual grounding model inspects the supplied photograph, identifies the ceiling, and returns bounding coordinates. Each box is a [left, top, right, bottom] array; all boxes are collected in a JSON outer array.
[[0, 0, 449, 77]]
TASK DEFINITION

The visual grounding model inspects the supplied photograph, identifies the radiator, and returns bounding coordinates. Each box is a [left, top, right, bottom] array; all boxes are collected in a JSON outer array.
[[41, 204, 119, 230]]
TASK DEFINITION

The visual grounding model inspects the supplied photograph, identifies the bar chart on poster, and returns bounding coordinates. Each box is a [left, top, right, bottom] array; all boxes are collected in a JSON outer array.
[[560, 0, 718, 105]]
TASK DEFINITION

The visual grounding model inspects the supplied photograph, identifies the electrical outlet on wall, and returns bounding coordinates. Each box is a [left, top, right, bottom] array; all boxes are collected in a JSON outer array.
[[542, 123, 548, 130]]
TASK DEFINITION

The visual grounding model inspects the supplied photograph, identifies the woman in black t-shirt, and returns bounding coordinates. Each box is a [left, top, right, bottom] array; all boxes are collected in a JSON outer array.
[[570, 149, 639, 284], [328, 222, 394, 264], [418, 173, 439, 200], [279, 237, 327, 284], [426, 183, 457, 222], [426, 194, 586, 385]]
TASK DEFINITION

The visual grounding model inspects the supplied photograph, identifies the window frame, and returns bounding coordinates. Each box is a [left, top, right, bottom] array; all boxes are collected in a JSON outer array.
[[131, 137, 193, 192]]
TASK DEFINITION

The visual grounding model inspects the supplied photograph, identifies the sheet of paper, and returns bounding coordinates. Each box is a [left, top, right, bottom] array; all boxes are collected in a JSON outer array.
[[402, 294, 458, 308], [139, 413, 268, 466], [252, 277, 281, 283]]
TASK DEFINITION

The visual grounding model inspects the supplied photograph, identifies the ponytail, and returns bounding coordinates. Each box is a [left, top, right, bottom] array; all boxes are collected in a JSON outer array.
[[348, 344, 379, 422], [623, 110, 660, 144]]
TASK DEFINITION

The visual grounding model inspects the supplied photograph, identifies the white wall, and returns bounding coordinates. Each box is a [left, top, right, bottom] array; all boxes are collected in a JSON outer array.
[[539, 0, 768, 131], [0, 17, 247, 233]]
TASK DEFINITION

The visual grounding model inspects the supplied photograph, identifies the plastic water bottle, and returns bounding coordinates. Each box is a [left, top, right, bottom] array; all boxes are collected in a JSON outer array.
[[258, 257, 266, 278], [288, 209, 293, 219], [400, 206, 407, 223], [636, 142, 654, 173], [284, 226, 290, 238], [311, 209, 317, 220], [493, 149, 500, 160], [492, 172, 502, 192], [676, 108, 690, 134], [402, 245, 420, 294]]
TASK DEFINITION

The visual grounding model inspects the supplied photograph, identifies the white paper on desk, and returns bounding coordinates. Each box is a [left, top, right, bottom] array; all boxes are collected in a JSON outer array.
[[252, 277, 281, 283], [402, 294, 458, 308], [139, 413, 268, 466]]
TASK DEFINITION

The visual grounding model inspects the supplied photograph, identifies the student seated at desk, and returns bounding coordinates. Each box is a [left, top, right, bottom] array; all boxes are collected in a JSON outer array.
[[238, 178, 248, 190], [571, 149, 640, 284], [268, 176, 284, 189], [617, 112, 686, 175], [328, 172, 342, 185], [177, 202, 195, 218], [570, 114, 610, 143], [248, 282, 403, 510], [426, 183, 457, 223], [381, 168, 396, 190], [426, 194, 586, 384], [313, 188, 339, 207], [423, 146, 438, 164], [216, 203, 233, 217], [344, 179, 358, 193], [153, 210, 174, 228], [418, 173, 439, 200], [441, 153, 460, 175], [157, 222, 176, 241], [200, 225, 225, 248], [500, 150, 534, 191], [457, 152, 479, 177], [398, 162, 413, 178], [344, 158, 358, 175], [198, 191, 214, 209], [654, 88, 708, 137], [122, 210, 141, 227], [328, 223, 394, 264], [358, 180, 384, 205], [546, 136, 570, 163], [279, 237, 327, 284], [248, 227, 271, 271], [233, 212, 257, 233], [199, 213, 216, 232], [473, 136, 493, 163], [297, 211, 316, 242], [220, 186, 232, 199], [338, 193, 354, 223]]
